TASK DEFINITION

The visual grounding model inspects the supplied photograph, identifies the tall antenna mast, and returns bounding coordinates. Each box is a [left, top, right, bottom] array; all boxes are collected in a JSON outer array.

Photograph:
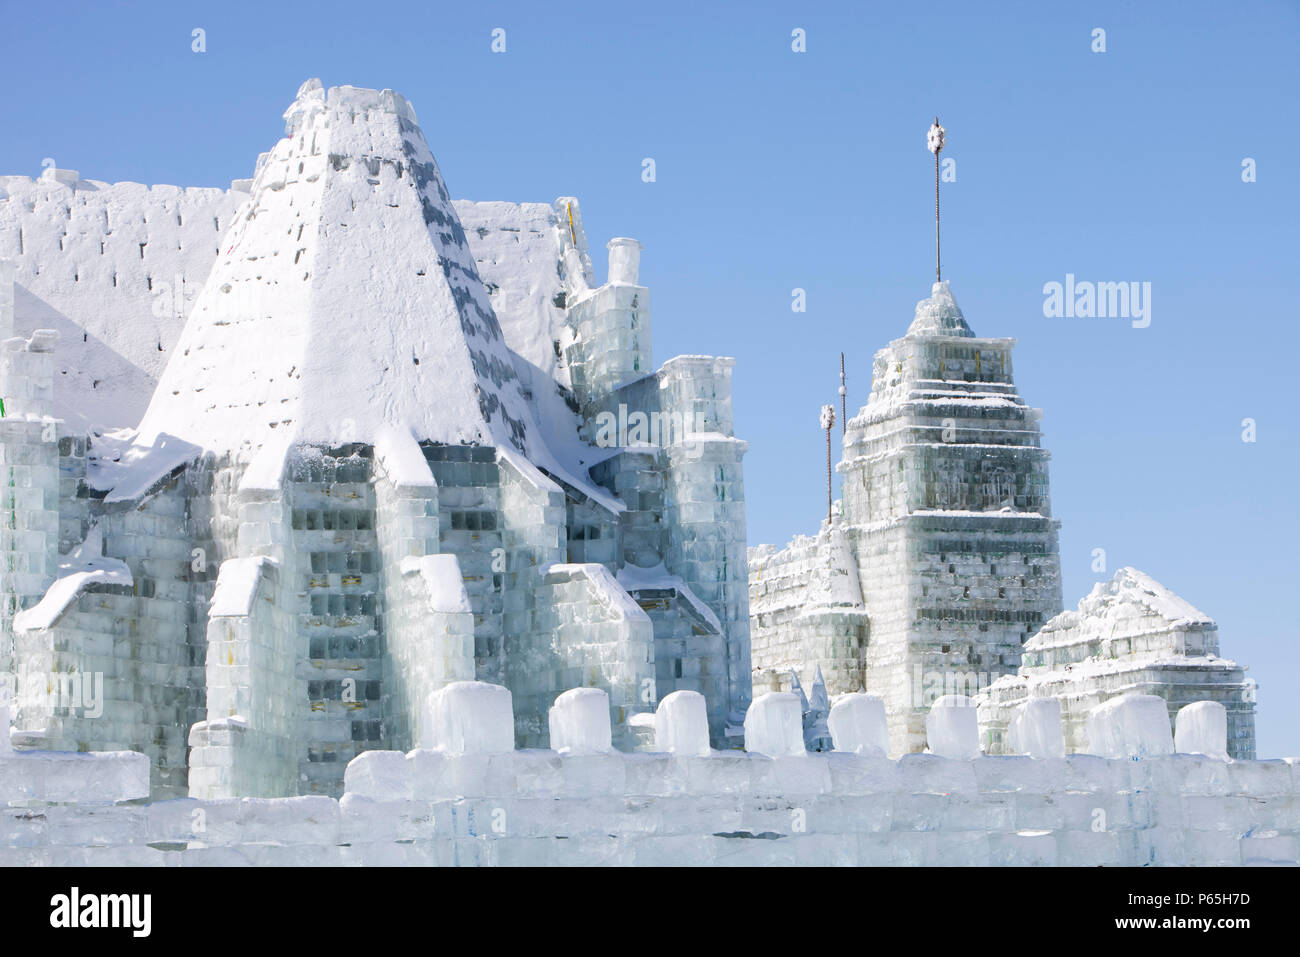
[[838, 353, 846, 436], [927, 117, 945, 283], [820, 404, 836, 525]]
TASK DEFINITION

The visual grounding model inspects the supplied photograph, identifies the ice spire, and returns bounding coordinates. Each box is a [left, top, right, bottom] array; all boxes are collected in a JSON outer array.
[[790, 669, 810, 713], [810, 665, 830, 713], [804, 666, 833, 751]]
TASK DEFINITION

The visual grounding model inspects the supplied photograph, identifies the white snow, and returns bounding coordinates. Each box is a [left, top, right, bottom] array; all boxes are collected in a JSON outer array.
[[0, 173, 249, 432], [1175, 701, 1229, 761], [926, 694, 980, 759], [374, 423, 436, 489], [133, 81, 543, 465], [1029, 567, 1213, 655], [548, 687, 613, 754], [1085, 694, 1174, 758], [13, 525, 132, 632], [422, 681, 514, 754], [399, 555, 472, 614], [209, 556, 277, 617], [85, 429, 200, 502], [743, 692, 805, 757], [827, 693, 889, 756], [617, 561, 724, 633], [547, 563, 648, 622]]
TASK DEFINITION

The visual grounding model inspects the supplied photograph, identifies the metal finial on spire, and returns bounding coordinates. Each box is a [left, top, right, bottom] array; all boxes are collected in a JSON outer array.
[[927, 117, 945, 283], [820, 403, 836, 525]]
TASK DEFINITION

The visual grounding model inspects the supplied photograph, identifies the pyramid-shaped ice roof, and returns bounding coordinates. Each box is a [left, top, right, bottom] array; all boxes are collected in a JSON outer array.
[[905, 280, 974, 338], [135, 79, 536, 461]]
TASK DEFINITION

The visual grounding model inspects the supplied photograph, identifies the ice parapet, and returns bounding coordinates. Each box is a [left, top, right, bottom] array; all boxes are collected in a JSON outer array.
[[1176, 701, 1229, 761], [827, 693, 889, 756], [0, 676, 10, 755], [654, 690, 711, 756], [1085, 694, 1174, 758], [743, 692, 805, 757], [424, 682, 515, 755], [1007, 697, 1065, 759], [549, 688, 614, 754], [926, 695, 980, 759]]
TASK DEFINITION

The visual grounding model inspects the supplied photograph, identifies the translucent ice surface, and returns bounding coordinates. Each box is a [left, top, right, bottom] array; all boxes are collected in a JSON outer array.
[[1086, 694, 1173, 758], [1175, 700, 1229, 761], [926, 694, 980, 759], [424, 681, 515, 754], [827, 693, 889, 756], [549, 687, 613, 754], [1007, 697, 1065, 759], [744, 692, 805, 757], [654, 690, 711, 756]]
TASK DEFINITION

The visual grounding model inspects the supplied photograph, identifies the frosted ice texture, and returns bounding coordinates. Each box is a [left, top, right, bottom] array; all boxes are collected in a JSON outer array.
[[1007, 697, 1065, 759], [1176, 701, 1229, 761], [743, 692, 805, 757], [827, 693, 889, 756], [654, 690, 711, 756], [926, 695, 980, 759], [549, 687, 614, 754], [424, 682, 515, 755], [1086, 694, 1174, 758]]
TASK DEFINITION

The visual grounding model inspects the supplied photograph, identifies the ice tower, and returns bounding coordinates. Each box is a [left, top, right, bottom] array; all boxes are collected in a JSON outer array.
[[840, 282, 1063, 752], [749, 119, 1254, 757], [751, 281, 1063, 754]]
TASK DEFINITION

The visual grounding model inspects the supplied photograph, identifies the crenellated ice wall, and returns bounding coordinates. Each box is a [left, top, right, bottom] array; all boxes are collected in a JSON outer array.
[[1, 684, 1296, 867]]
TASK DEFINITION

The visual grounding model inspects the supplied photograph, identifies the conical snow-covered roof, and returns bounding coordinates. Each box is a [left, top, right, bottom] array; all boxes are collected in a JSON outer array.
[[905, 280, 974, 338], [136, 79, 536, 460]]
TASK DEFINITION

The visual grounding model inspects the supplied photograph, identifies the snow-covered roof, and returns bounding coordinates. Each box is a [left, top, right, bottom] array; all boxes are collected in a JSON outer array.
[[13, 526, 133, 632], [132, 79, 539, 461], [0, 80, 678, 514], [1026, 566, 1215, 656]]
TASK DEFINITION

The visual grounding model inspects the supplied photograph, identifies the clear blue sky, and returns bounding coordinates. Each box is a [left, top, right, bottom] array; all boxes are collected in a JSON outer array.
[[2, 0, 1297, 755]]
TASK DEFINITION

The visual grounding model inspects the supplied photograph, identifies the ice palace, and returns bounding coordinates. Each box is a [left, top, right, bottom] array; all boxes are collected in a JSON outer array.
[[0, 81, 1291, 866]]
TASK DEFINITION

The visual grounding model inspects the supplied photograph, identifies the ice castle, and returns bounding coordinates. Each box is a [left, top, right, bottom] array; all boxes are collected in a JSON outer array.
[[0, 81, 1260, 815], [0, 80, 752, 799]]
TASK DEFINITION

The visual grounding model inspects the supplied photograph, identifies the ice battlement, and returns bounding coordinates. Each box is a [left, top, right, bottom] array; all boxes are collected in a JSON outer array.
[[0, 684, 1295, 866]]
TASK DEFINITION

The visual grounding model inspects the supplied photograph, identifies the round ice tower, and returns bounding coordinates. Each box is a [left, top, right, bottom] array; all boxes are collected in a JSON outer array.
[[607, 237, 642, 285]]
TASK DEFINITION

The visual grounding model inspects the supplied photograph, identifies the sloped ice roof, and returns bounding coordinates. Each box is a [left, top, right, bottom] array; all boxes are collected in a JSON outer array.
[[905, 280, 974, 338]]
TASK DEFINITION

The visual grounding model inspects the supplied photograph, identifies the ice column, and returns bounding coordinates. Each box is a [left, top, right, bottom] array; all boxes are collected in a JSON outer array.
[[744, 692, 805, 756], [549, 687, 614, 754], [1007, 697, 1066, 759], [1175, 700, 1229, 761], [607, 237, 642, 285], [827, 693, 890, 755], [654, 690, 711, 756], [424, 681, 515, 755], [926, 695, 980, 759]]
